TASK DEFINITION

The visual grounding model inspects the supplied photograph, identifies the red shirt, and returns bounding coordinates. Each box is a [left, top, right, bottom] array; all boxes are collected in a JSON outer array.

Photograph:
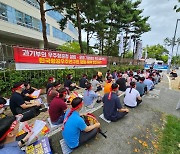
[[49, 97, 67, 122]]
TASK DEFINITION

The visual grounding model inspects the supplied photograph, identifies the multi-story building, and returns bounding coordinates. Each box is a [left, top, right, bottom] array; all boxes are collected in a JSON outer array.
[[0, 0, 78, 49]]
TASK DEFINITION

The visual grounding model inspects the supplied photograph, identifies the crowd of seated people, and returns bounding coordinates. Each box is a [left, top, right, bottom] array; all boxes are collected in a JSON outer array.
[[0, 68, 162, 153]]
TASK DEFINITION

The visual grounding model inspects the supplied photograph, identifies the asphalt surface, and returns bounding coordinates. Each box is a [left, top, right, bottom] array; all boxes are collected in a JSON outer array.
[[50, 73, 180, 154]]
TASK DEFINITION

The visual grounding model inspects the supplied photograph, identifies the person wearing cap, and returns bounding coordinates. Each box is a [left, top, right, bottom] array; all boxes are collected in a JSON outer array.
[[0, 116, 32, 154], [124, 82, 142, 108], [97, 71, 103, 82], [79, 74, 88, 88], [10, 82, 42, 122], [62, 97, 100, 149], [104, 76, 113, 94], [47, 81, 61, 105], [49, 88, 68, 125], [103, 83, 129, 122], [46, 77, 55, 93], [83, 83, 99, 108]]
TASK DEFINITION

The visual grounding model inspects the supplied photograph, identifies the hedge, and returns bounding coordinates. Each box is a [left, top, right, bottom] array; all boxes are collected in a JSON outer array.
[[0, 65, 143, 97]]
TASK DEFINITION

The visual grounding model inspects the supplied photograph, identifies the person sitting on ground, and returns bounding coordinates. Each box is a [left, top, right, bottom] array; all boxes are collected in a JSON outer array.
[[126, 73, 136, 87], [46, 77, 56, 93], [79, 74, 88, 88], [122, 71, 129, 80], [49, 88, 68, 125], [112, 70, 118, 80], [105, 70, 111, 80], [136, 77, 147, 97], [103, 83, 129, 122], [170, 70, 178, 80], [0, 97, 7, 117], [139, 70, 145, 78], [104, 76, 113, 94], [90, 75, 102, 92], [116, 74, 126, 92], [83, 83, 99, 108], [64, 74, 79, 91], [22, 82, 38, 101], [124, 82, 142, 108], [144, 76, 154, 91], [96, 71, 103, 82], [0, 116, 32, 154], [10, 82, 43, 122], [62, 97, 100, 149], [47, 81, 61, 105]]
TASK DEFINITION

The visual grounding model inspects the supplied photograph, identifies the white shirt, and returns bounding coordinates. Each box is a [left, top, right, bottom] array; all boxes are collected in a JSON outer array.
[[124, 88, 140, 107], [90, 79, 100, 91]]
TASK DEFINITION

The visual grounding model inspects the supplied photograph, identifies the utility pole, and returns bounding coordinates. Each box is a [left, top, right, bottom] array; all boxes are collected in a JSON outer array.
[[168, 19, 180, 73]]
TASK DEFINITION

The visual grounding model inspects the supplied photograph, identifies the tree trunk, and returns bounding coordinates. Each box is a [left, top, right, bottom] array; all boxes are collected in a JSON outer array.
[[39, 0, 48, 49], [102, 38, 104, 55], [123, 31, 128, 58], [76, 3, 84, 53], [86, 19, 90, 54]]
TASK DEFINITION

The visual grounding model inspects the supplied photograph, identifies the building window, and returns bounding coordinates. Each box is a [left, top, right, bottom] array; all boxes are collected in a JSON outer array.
[[32, 17, 40, 31], [68, 21, 78, 35], [15, 10, 24, 25], [46, 4, 64, 21], [0, 2, 8, 21], [46, 23, 50, 35], [23, 0, 39, 9], [52, 27, 72, 42], [24, 14, 32, 28], [15, 9, 42, 32]]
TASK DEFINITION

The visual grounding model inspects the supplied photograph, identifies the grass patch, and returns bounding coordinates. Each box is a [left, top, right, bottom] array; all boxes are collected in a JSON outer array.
[[159, 115, 180, 154]]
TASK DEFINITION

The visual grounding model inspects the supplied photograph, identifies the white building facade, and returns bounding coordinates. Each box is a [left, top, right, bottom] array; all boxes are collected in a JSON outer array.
[[0, 0, 78, 49]]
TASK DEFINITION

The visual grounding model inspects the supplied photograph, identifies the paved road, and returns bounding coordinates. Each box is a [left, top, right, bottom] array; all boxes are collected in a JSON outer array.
[[50, 74, 180, 154]]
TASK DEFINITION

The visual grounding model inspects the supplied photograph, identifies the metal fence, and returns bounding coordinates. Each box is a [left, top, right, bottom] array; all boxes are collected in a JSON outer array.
[[0, 43, 144, 96]]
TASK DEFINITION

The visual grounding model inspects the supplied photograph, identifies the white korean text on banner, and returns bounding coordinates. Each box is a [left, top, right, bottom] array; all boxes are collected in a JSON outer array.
[[13, 47, 108, 70]]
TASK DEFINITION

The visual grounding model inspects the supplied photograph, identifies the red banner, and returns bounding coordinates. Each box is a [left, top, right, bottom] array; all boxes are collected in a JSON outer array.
[[13, 47, 107, 70]]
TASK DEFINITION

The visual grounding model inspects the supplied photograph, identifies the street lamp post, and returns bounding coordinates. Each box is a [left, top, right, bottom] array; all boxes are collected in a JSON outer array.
[[168, 19, 180, 73], [172, 19, 180, 56]]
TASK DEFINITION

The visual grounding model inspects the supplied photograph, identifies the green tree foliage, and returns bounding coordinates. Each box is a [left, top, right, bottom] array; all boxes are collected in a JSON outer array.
[[172, 55, 180, 65], [174, 0, 180, 12], [124, 52, 133, 58], [144, 44, 169, 63], [47, 0, 99, 54], [46, 0, 150, 57], [57, 41, 94, 54]]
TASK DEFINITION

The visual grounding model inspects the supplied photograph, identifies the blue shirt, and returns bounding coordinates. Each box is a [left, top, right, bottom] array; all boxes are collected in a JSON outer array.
[[62, 110, 87, 148], [144, 79, 154, 91], [83, 90, 98, 106], [136, 82, 146, 95], [0, 141, 25, 154], [102, 92, 122, 121]]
